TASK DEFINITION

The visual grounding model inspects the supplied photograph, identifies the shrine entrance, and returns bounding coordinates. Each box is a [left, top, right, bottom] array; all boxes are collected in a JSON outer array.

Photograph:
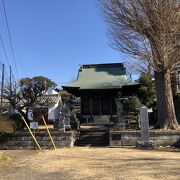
[[33, 107, 48, 124]]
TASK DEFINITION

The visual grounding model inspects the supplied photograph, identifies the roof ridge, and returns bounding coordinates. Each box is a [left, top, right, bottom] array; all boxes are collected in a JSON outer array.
[[81, 63, 124, 69]]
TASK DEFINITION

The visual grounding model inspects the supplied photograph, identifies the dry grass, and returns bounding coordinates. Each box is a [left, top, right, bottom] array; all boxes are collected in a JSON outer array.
[[0, 147, 180, 180], [0, 116, 16, 133]]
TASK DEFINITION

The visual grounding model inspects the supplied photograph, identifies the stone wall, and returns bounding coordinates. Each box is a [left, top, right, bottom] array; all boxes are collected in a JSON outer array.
[[0, 130, 77, 149], [110, 130, 180, 147]]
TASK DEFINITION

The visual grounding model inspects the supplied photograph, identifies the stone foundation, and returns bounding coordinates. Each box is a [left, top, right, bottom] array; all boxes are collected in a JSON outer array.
[[0, 130, 77, 150], [136, 141, 156, 150], [110, 130, 180, 147]]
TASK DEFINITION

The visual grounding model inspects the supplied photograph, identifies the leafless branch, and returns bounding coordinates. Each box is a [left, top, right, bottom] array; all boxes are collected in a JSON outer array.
[[99, 0, 180, 73]]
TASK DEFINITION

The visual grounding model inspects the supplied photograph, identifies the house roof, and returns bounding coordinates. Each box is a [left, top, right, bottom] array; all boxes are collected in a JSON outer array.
[[35, 94, 62, 108], [63, 63, 139, 90]]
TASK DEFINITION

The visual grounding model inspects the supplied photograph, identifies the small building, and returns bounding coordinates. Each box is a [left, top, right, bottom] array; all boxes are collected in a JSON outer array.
[[28, 89, 62, 124], [62, 63, 140, 124]]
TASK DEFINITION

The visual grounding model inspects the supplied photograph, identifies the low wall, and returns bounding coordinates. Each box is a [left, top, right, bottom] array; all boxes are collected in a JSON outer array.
[[110, 130, 180, 147], [0, 130, 77, 149]]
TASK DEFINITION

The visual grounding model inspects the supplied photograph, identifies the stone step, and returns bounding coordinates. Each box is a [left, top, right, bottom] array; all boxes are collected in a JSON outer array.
[[76, 142, 109, 147], [80, 129, 108, 133], [78, 138, 108, 142], [79, 136, 108, 141], [76, 127, 109, 147], [80, 132, 108, 136], [80, 131, 108, 135], [76, 142, 109, 146], [77, 140, 108, 144], [77, 137, 109, 142]]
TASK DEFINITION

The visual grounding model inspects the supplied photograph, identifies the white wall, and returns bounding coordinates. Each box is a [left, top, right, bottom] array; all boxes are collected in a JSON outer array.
[[28, 89, 62, 121]]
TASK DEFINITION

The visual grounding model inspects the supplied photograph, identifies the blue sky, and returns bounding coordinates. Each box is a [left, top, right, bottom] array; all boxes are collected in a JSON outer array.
[[0, 0, 128, 87]]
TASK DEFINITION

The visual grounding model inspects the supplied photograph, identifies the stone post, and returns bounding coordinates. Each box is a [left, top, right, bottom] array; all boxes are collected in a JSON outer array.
[[140, 106, 149, 142], [115, 93, 126, 129], [59, 102, 71, 131], [59, 116, 65, 132], [136, 106, 156, 149]]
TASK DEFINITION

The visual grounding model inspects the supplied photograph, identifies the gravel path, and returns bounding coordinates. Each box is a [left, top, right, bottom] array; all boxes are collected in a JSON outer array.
[[0, 147, 180, 180]]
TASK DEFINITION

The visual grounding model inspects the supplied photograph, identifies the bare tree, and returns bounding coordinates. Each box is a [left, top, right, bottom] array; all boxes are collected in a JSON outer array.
[[99, 0, 180, 129], [125, 58, 153, 77]]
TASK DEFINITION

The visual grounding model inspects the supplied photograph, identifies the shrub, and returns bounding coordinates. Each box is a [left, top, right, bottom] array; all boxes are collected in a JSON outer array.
[[137, 74, 156, 109], [9, 113, 24, 130], [123, 96, 142, 114], [0, 115, 17, 133]]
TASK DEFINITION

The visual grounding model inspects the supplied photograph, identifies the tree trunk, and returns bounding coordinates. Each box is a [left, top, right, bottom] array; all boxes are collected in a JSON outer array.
[[17, 109, 29, 126], [155, 70, 179, 129]]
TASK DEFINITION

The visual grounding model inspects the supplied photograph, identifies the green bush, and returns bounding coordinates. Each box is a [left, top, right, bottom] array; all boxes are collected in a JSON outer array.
[[137, 74, 156, 109], [123, 96, 142, 114]]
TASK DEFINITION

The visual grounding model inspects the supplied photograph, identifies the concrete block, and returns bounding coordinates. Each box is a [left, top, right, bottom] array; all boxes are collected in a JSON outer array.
[[136, 141, 156, 150]]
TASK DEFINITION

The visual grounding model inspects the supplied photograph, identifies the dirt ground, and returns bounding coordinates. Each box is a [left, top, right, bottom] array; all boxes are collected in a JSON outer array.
[[0, 147, 180, 180]]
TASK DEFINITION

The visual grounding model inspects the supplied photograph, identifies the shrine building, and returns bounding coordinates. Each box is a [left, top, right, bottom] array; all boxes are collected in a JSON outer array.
[[62, 63, 139, 124]]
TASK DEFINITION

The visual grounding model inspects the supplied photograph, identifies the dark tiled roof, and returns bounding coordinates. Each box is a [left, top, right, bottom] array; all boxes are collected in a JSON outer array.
[[63, 63, 139, 90], [35, 94, 61, 108]]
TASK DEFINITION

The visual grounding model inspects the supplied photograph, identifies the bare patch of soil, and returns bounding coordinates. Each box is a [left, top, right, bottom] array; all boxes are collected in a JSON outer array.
[[0, 147, 180, 180]]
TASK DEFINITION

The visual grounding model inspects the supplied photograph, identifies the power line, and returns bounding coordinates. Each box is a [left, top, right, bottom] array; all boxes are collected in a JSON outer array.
[[0, 34, 10, 67], [2, 0, 19, 78], [2, 0, 28, 79], [0, 29, 16, 83], [16, 51, 28, 77]]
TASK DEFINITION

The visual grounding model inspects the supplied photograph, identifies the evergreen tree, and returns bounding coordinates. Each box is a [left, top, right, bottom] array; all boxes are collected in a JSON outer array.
[[137, 74, 156, 109]]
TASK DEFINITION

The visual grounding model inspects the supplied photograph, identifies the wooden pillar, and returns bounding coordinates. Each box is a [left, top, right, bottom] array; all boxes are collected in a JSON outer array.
[[100, 96, 102, 115], [80, 96, 83, 116], [90, 97, 93, 122], [110, 97, 113, 115]]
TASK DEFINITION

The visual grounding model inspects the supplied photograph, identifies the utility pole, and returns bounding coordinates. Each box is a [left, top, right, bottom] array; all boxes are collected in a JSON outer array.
[[1, 64, 4, 114], [9, 66, 12, 115]]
